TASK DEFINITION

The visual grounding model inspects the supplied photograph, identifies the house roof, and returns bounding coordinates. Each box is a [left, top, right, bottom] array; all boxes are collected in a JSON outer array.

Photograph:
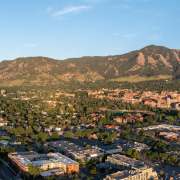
[[0, 140, 9, 145]]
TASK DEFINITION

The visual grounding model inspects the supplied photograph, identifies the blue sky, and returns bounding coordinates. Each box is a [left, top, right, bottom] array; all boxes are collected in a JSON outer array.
[[0, 0, 180, 61]]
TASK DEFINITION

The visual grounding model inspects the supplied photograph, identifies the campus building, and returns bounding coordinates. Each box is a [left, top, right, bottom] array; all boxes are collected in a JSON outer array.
[[159, 132, 179, 140]]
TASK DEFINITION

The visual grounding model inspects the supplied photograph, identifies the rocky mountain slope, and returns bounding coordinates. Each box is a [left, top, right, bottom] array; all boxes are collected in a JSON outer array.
[[0, 45, 180, 83]]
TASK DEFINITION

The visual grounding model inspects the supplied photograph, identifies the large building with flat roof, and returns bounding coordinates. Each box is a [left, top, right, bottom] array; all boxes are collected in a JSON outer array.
[[104, 154, 158, 180], [104, 167, 157, 180], [92, 145, 122, 154], [105, 154, 145, 171], [8, 152, 79, 177], [48, 140, 104, 159], [48, 141, 86, 156]]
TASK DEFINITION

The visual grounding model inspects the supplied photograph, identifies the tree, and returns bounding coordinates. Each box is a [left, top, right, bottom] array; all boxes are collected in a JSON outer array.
[[63, 131, 72, 139], [36, 141, 41, 149], [38, 132, 44, 141], [139, 136, 145, 142], [27, 163, 42, 180], [86, 107, 93, 114], [75, 129, 82, 137], [26, 127, 33, 135], [165, 116, 174, 125], [85, 145, 91, 149], [52, 131, 59, 139], [89, 167, 97, 175], [127, 149, 132, 156], [132, 135, 136, 140], [44, 133, 50, 141], [66, 124, 71, 130]]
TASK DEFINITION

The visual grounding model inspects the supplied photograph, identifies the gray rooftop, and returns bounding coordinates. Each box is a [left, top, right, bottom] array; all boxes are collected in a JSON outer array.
[[108, 154, 145, 169], [49, 141, 86, 153]]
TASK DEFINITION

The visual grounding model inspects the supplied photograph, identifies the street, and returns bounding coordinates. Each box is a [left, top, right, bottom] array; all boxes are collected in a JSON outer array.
[[0, 164, 16, 180]]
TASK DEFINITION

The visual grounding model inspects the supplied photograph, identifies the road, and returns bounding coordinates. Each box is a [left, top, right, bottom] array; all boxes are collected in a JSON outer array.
[[0, 164, 16, 180], [0, 170, 6, 180]]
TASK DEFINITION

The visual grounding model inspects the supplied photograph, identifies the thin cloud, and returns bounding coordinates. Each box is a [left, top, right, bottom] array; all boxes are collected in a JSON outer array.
[[23, 44, 37, 47], [148, 34, 162, 40], [51, 5, 91, 16], [123, 34, 136, 37], [47, 6, 53, 13], [117, 4, 131, 9], [114, 33, 119, 36]]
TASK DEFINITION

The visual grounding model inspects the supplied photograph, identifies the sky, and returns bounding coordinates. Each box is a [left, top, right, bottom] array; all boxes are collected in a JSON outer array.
[[0, 0, 180, 61]]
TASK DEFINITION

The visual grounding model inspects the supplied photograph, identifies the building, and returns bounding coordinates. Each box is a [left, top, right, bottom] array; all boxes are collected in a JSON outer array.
[[104, 154, 158, 180], [157, 124, 180, 131], [71, 149, 104, 160], [49, 141, 103, 159], [92, 145, 122, 154], [0, 118, 8, 127], [105, 154, 145, 171], [103, 167, 157, 180], [48, 141, 86, 157], [1, 89, 6, 95], [142, 90, 180, 110], [8, 152, 79, 176], [159, 132, 179, 140]]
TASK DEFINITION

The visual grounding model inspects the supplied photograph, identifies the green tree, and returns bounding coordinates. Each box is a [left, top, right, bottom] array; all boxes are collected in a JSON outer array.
[[36, 141, 41, 149], [44, 133, 50, 141], [26, 127, 33, 135], [63, 131, 73, 139], [75, 129, 82, 137], [52, 131, 59, 139], [27, 163, 42, 180], [38, 132, 44, 141], [85, 145, 91, 149]]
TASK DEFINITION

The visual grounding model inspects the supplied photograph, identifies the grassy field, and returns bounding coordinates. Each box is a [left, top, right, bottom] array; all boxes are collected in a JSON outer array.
[[109, 75, 172, 82], [0, 79, 26, 86]]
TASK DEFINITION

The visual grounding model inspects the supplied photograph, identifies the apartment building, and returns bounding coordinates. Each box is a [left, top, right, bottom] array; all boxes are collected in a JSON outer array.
[[104, 154, 158, 180], [8, 152, 79, 176], [103, 167, 157, 180], [105, 154, 144, 171]]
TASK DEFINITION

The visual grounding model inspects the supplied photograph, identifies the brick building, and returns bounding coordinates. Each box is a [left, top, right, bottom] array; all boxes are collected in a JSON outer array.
[[8, 152, 79, 176]]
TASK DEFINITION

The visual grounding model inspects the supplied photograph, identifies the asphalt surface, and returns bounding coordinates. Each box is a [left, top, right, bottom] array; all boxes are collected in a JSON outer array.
[[0, 171, 6, 180], [0, 164, 16, 180]]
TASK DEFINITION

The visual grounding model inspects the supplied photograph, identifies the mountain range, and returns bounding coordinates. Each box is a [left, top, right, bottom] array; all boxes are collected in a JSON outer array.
[[1, 45, 180, 85]]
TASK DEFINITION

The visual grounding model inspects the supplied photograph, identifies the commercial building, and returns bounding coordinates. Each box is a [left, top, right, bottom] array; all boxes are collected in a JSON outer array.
[[49, 141, 103, 159], [92, 145, 122, 154], [8, 152, 79, 176], [71, 149, 104, 160], [48, 141, 86, 156]]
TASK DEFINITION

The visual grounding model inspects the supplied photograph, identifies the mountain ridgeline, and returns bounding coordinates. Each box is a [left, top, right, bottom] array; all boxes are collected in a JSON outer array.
[[1, 45, 180, 83]]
